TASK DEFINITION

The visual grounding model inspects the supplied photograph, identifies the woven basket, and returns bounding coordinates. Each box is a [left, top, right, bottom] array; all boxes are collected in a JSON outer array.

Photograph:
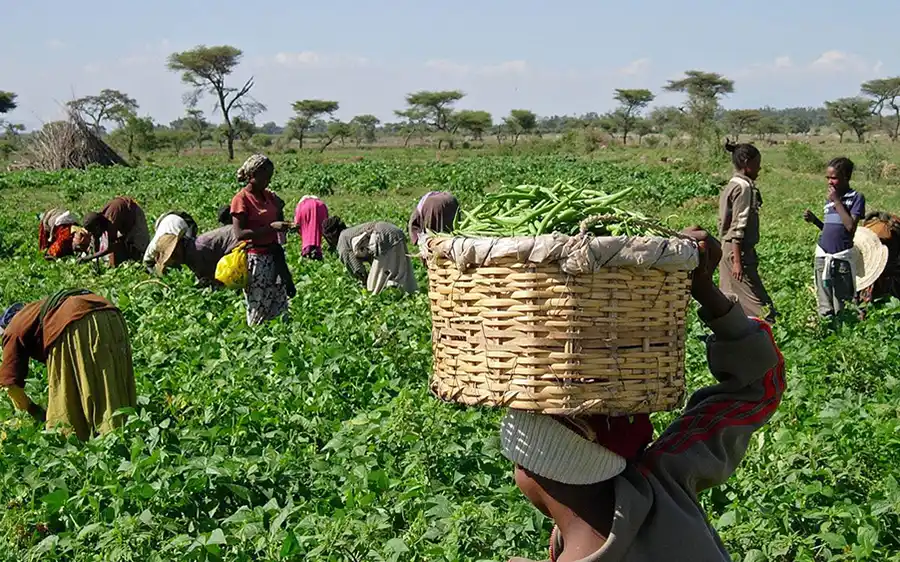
[[423, 228, 698, 415]]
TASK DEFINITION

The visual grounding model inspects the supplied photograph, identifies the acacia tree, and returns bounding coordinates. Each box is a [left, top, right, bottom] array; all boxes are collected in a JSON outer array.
[[288, 100, 339, 149], [825, 97, 872, 143], [184, 109, 211, 149], [723, 109, 761, 138], [67, 89, 138, 132], [504, 109, 537, 146], [167, 45, 255, 160], [0, 91, 17, 114], [394, 108, 428, 148], [861, 77, 900, 141], [350, 114, 380, 147], [319, 121, 351, 152], [454, 110, 492, 141], [664, 70, 734, 143], [648, 106, 684, 143], [611, 89, 654, 145], [400, 90, 464, 148], [110, 114, 156, 159]]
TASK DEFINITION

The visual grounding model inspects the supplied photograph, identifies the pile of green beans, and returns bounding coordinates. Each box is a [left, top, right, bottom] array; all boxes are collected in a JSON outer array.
[[454, 181, 669, 237]]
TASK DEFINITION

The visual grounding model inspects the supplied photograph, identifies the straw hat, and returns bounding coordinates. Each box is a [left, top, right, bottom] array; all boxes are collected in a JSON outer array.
[[153, 234, 184, 276], [854, 226, 889, 291]]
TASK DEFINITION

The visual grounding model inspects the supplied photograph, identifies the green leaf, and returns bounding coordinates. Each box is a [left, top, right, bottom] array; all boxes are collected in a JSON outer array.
[[41, 488, 69, 512], [207, 528, 227, 546]]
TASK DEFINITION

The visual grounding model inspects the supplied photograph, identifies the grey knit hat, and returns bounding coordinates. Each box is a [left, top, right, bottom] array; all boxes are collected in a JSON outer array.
[[500, 409, 626, 485]]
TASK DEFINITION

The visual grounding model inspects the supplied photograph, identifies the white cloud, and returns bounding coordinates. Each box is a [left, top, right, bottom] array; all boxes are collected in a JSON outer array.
[[274, 51, 369, 69], [45, 39, 66, 50], [619, 58, 650, 76], [479, 60, 528, 76], [425, 59, 528, 77], [774, 56, 792, 69], [425, 59, 471, 74], [810, 50, 869, 72]]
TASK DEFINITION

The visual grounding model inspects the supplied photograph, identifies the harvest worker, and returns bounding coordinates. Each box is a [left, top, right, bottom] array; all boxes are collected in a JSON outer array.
[[0, 289, 137, 441], [323, 217, 418, 294], [717, 142, 777, 324], [80, 196, 151, 267], [38, 208, 92, 260], [230, 154, 296, 325], [804, 157, 865, 317], [294, 195, 329, 260], [504, 228, 785, 562], [150, 225, 239, 287], [859, 211, 900, 305], [142, 211, 199, 272], [408, 191, 460, 245]]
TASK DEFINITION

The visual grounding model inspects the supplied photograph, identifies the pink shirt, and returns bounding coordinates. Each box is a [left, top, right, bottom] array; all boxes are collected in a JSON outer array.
[[294, 196, 329, 251]]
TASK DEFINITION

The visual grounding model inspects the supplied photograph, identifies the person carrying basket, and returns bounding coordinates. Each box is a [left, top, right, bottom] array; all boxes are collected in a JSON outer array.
[[503, 228, 785, 562]]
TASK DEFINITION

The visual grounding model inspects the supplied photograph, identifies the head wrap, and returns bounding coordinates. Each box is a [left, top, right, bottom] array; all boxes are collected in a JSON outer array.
[[237, 154, 273, 183], [0, 303, 25, 331], [82, 212, 105, 232], [500, 411, 653, 485]]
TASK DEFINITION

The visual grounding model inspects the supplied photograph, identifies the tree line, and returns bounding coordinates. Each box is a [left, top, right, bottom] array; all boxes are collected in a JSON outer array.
[[3, 45, 900, 160]]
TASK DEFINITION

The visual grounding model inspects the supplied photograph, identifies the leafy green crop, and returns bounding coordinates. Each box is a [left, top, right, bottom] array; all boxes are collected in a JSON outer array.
[[0, 156, 898, 561]]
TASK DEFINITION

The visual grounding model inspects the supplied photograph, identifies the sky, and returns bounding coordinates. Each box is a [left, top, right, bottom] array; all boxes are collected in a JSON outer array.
[[2, 0, 898, 130]]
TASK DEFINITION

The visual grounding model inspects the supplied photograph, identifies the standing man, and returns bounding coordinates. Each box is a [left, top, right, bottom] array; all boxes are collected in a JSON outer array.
[[718, 142, 777, 324], [804, 157, 865, 318]]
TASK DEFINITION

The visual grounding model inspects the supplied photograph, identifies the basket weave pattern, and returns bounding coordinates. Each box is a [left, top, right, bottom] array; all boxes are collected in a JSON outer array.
[[426, 254, 692, 415]]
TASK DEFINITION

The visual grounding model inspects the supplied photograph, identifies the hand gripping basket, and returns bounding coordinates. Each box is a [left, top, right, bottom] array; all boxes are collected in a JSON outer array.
[[422, 220, 699, 415]]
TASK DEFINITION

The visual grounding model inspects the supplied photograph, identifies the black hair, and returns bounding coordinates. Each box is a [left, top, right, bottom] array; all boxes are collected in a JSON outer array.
[[218, 206, 232, 226], [828, 157, 854, 181], [724, 140, 761, 170], [82, 212, 108, 233], [322, 216, 347, 251]]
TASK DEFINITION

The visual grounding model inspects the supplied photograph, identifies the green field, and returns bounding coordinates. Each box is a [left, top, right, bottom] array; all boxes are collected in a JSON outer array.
[[2, 145, 900, 561]]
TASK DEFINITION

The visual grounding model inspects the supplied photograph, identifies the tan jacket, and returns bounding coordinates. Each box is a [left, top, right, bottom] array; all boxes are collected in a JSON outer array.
[[718, 174, 761, 250]]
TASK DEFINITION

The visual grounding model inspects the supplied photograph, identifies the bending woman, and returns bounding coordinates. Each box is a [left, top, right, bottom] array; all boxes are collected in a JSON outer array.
[[38, 208, 92, 260], [294, 195, 329, 260], [81, 196, 151, 267], [323, 217, 418, 295], [0, 289, 137, 440], [142, 211, 199, 272], [230, 154, 295, 325]]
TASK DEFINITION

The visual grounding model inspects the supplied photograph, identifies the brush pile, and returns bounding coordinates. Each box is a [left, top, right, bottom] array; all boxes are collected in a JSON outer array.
[[16, 112, 127, 170]]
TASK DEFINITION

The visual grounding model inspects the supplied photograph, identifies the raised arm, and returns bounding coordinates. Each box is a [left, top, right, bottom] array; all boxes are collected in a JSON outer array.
[[645, 229, 785, 495]]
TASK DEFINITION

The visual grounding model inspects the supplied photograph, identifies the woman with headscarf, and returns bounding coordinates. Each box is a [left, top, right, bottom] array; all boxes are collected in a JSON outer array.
[[38, 208, 92, 260], [294, 195, 329, 260], [0, 289, 137, 441], [408, 191, 459, 246], [230, 154, 296, 325], [142, 211, 199, 272], [80, 196, 151, 267], [149, 225, 240, 287], [323, 217, 418, 295]]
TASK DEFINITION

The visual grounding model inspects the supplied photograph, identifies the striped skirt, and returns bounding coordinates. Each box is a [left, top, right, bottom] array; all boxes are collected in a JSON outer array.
[[244, 253, 289, 325]]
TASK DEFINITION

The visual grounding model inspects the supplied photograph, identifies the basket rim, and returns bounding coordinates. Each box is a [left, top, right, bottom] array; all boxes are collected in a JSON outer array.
[[422, 232, 699, 274]]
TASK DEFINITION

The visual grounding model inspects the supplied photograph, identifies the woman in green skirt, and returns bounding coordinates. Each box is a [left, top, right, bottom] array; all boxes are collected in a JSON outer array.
[[0, 289, 136, 440]]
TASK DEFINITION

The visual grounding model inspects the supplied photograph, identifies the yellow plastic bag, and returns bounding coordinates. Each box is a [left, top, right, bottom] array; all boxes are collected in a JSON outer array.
[[215, 242, 249, 290]]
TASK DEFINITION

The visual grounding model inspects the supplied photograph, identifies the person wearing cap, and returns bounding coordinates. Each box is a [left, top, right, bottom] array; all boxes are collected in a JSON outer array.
[[503, 227, 785, 562], [150, 225, 240, 287], [804, 157, 865, 318], [0, 289, 136, 441], [323, 217, 418, 295], [408, 191, 460, 246], [38, 208, 92, 260], [142, 211, 199, 272], [294, 195, 329, 260], [80, 196, 151, 267]]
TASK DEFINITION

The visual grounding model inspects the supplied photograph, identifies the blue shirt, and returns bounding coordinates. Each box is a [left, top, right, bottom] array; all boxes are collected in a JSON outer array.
[[818, 189, 865, 253]]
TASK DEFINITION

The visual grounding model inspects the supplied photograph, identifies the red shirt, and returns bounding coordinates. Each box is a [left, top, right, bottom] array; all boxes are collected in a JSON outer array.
[[230, 188, 278, 247]]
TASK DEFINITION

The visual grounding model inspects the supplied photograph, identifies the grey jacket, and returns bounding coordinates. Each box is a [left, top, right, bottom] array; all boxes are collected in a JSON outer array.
[[336, 222, 407, 281], [546, 303, 785, 561]]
